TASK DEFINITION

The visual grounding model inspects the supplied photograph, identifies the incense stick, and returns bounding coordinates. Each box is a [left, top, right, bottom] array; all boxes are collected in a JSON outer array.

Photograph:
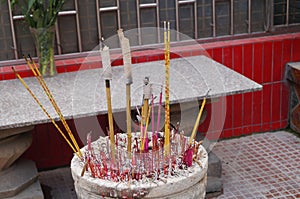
[[26, 56, 82, 157], [141, 105, 151, 151], [101, 46, 116, 162], [164, 21, 171, 155], [118, 29, 133, 154], [105, 79, 116, 161], [189, 89, 211, 145], [12, 67, 81, 159]]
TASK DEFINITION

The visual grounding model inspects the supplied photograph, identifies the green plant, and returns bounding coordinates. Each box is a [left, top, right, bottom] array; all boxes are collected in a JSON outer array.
[[10, 0, 65, 29], [9, 0, 65, 76]]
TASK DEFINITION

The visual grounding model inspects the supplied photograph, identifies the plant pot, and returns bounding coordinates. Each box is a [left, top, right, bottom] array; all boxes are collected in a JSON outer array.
[[30, 26, 57, 77]]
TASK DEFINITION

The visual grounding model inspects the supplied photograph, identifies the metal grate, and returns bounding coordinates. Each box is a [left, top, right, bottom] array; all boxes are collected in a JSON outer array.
[[96, 0, 121, 44], [136, 0, 160, 45], [175, 0, 197, 40]]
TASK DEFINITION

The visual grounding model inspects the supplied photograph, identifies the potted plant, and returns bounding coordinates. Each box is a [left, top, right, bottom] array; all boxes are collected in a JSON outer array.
[[10, 0, 65, 76]]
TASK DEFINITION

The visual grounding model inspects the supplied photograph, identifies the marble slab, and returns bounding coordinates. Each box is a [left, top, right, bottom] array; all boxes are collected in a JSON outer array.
[[0, 55, 262, 130]]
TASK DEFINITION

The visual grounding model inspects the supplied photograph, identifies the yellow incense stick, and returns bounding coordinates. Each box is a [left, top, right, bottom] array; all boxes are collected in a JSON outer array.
[[141, 105, 151, 151], [12, 67, 81, 159], [143, 98, 149, 125], [29, 57, 81, 156], [164, 21, 171, 155], [139, 105, 144, 151], [189, 89, 210, 145], [26, 56, 82, 157], [105, 80, 116, 162]]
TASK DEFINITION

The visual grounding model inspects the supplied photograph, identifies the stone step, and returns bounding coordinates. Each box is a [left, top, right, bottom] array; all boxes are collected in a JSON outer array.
[[0, 132, 32, 171], [5, 181, 44, 199], [0, 159, 39, 198]]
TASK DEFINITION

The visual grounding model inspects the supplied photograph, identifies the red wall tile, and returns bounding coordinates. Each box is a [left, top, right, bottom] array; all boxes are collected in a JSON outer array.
[[263, 42, 273, 83], [222, 129, 233, 139], [271, 121, 281, 130], [3, 72, 15, 80], [223, 46, 233, 68], [261, 123, 272, 132], [281, 83, 290, 121], [212, 48, 223, 63], [292, 37, 300, 62], [233, 94, 243, 128], [243, 92, 253, 126], [243, 44, 253, 79], [252, 125, 261, 133], [272, 83, 281, 122], [243, 125, 253, 135], [262, 84, 272, 124], [273, 41, 283, 82], [252, 91, 262, 125], [253, 43, 263, 84], [18, 70, 32, 78], [224, 95, 233, 129], [281, 119, 288, 129], [65, 64, 80, 72], [198, 103, 211, 133], [148, 55, 159, 62], [233, 127, 243, 137], [233, 45, 243, 74], [57, 65, 66, 73], [282, 39, 292, 67], [211, 97, 227, 133], [206, 49, 213, 58]]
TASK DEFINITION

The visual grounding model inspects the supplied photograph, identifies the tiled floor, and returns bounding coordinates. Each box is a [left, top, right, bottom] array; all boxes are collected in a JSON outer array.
[[212, 131, 300, 199], [38, 131, 300, 198]]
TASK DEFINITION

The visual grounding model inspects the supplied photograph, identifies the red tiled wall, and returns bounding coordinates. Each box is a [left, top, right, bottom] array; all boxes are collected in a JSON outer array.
[[9, 32, 299, 169], [203, 33, 300, 139]]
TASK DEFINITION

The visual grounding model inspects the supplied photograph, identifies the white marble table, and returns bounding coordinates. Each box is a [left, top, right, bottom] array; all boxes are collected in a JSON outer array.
[[0, 55, 262, 130]]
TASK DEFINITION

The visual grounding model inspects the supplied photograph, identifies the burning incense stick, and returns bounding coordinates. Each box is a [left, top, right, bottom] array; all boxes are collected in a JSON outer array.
[[118, 29, 133, 154], [101, 45, 116, 162], [26, 55, 82, 157], [12, 67, 81, 159], [189, 89, 211, 145], [164, 21, 171, 155]]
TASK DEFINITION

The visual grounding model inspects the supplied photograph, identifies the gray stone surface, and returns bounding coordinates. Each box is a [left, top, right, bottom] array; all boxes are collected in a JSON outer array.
[[5, 181, 44, 199], [0, 132, 32, 171], [0, 159, 39, 198], [0, 126, 34, 139], [0, 56, 262, 130]]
